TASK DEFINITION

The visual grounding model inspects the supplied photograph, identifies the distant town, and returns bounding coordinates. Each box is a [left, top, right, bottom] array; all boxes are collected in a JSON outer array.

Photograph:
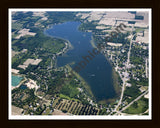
[[11, 10, 150, 117]]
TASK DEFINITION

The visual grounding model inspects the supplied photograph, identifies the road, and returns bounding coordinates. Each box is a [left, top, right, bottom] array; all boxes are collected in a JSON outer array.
[[111, 27, 149, 115], [114, 25, 134, 112], [145, 58, 148, 78], [126, 31, 133, 66], [120, 90, 148, 112]]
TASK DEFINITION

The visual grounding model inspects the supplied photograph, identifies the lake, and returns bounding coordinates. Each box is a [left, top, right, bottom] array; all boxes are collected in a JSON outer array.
[[45, 21, 116, 102], [12, 74, 23, 87]]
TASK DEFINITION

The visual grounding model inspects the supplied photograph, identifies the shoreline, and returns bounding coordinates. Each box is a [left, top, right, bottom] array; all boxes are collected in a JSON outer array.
[[90, 36, 97, 48], [45, 22, 96, 101], [104, 54, 122, 101], [90, 37, 121, 104], [65, 64, 95, 100], [89, 35, 121, 104], [97, 56, 121, 104], [45, 22, 121, 104], [112, 67, 121, 96], [44, 28, 74, 57]]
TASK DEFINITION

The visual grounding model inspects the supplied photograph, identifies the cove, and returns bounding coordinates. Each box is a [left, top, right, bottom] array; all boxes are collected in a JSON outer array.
[[45, 21, 116, 102]]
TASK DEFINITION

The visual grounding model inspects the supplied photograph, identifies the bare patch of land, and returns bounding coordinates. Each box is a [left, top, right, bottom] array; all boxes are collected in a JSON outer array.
[[18, 58, 42, 69], [11, 68, 19, 74], [15, 28, 36, 39], [107, 42, 122, 47], [12, 105, 23, 115], [52, 109, 69, 115], [25, 79, 39, 90]]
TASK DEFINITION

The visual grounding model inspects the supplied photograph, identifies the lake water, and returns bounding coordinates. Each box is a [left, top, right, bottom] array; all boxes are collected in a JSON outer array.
[[45, 21, 116, 102], [12, 74, 23, 87], [19, 84, 27, 89]]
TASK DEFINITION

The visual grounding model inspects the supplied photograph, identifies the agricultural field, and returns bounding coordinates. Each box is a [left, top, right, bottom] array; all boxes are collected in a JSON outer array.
[[52, 97, 99, 115]]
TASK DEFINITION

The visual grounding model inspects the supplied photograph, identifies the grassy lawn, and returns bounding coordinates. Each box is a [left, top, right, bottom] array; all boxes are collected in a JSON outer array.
[[12, 22, 23, 30], [59, 93, 81, 102], [42, 38, 65, 53], [135, 28, 145, 33], [123, 96, 148, 114]]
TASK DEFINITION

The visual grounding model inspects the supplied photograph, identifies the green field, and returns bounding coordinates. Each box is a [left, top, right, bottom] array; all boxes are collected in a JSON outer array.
[[123, 96, 148, 114], [59, 94, 81, 102], [12, 22, 23, 30]]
